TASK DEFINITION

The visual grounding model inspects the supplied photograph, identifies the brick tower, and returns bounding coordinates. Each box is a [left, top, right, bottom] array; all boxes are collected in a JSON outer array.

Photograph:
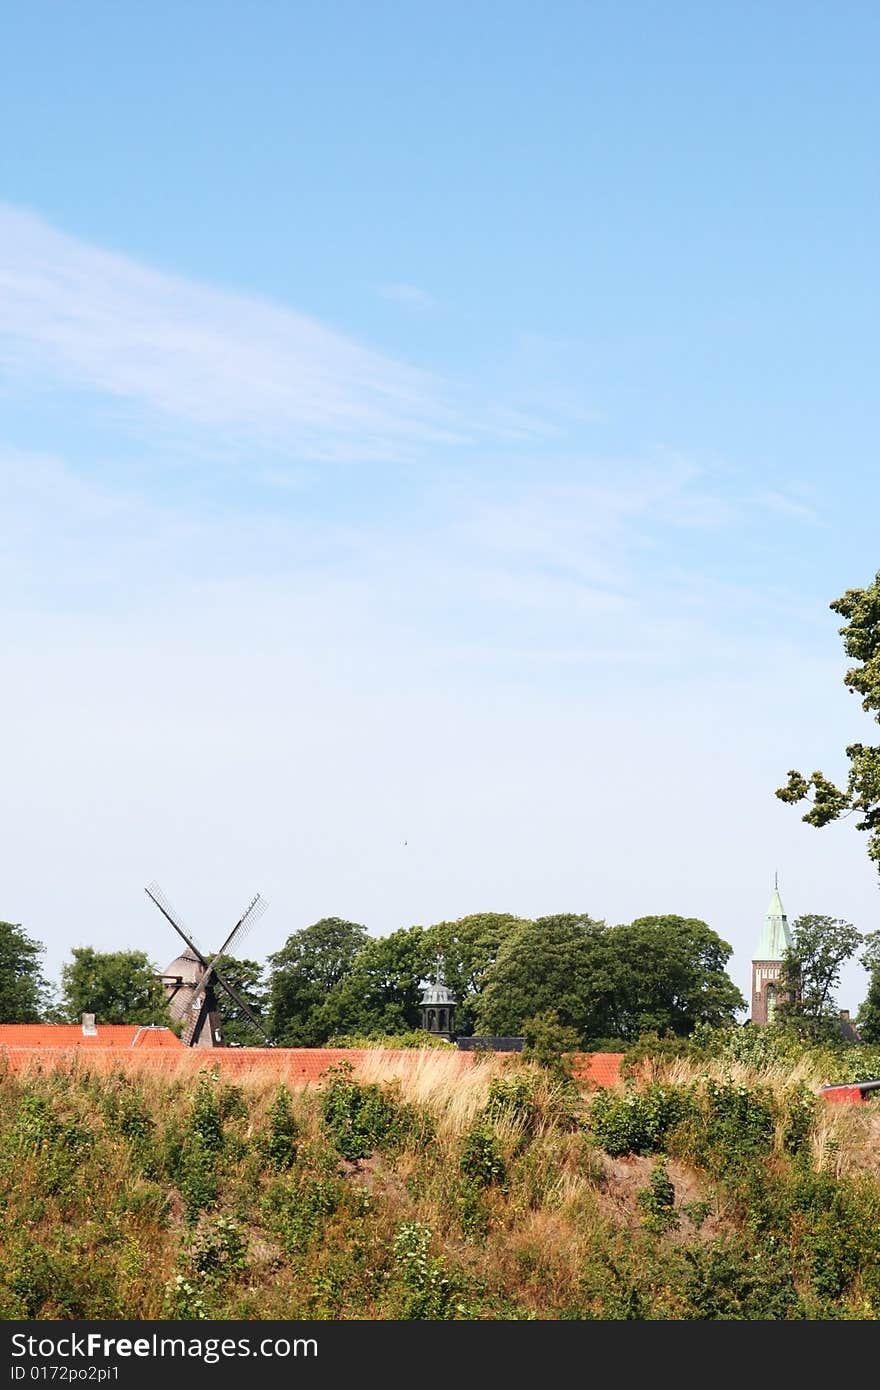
[[750, 876, 792, 1024]]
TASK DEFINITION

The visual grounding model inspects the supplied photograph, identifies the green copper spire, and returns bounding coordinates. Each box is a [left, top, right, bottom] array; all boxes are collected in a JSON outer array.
[[754, 875, 791, 961]]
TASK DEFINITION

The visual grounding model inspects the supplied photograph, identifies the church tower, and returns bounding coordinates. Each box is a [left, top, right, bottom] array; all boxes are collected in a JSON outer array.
[[750, 877, 792, 1024]]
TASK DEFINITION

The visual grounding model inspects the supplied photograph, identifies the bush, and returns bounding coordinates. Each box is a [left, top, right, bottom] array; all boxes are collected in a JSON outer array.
[[391, 1224, 466, 1319], [637, 1162, 679, 1235], [681, 1238, 804, 1320], [320, 1065, 412, 1161], [590, 1084, 691, 1156], [677, 1079, 774, 1175], [459, 1125, 506, 1188], [264, 1086, 299, 1170], [261, 1174, 341, 1256], [327, 1032, 455, 1049], [482, 1073, 542, 1135], [190, 1074, 224, 1152], [186, 1215, 248, 1286]]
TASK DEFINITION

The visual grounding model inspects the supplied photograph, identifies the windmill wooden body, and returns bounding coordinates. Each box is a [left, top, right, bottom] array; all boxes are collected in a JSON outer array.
[[146, 882, 272, 1047]]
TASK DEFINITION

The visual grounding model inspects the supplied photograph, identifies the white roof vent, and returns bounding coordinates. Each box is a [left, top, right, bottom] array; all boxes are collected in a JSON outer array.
[[81, 1013, 97, 1036]]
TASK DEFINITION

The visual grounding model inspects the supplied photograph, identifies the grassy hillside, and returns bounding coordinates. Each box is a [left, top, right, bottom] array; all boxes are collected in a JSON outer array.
[[1, 1046, 878, 1320]]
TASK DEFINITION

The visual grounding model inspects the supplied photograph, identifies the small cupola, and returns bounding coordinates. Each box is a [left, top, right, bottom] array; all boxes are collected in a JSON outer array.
[[419, 959, 457, 1041]]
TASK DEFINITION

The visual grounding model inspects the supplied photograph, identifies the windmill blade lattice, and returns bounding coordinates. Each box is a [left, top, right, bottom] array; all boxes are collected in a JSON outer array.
[[145, 882, 206, 961], [180, 894, 269, 1013], [212, 968, 273, 1044], [146, 881, 272, 1047]]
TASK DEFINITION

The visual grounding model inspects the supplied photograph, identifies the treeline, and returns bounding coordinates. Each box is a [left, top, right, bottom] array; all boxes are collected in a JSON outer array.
[[5, 906, 878, 1047], [2, 911, 747, 1047]]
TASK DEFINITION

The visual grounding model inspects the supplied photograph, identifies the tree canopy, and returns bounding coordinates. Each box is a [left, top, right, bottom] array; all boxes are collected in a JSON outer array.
[[606, 916, 746, 1038], [318, 925, 430, 1040], [474, 914, 610, 1039], [857, 932, 880, 1043], [268, 917, 369, 1045], [59, 947, 170, 1025], [419, 912, 529, 1035], [774, 914, 862, 1036], [474, 912, 745, 1045], [777, 571, 880, 876], [0, 920, 50, 1023], [211, 956, 268, 1046]]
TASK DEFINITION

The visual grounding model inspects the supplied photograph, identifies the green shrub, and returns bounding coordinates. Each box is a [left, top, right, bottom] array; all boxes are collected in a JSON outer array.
[[637, 1162, 679, 1235], [459, 1125, 506, 1188], [482, 1073, 542, 1134], [681, 1237, 804, 1319], [590, 1084, 691, 1156], [190, 1074, 224, 1152], [162, 1273, 208, 1320], [677, 1079, 774, 1175], [186, 1215, 248, 1286], [320, 1065, 411, 1160], [391, 1223, 465, 1319], [261, 1174, 341, 1256], [327, 1032, 455, 1049], [264, 1086, 299, 1170]]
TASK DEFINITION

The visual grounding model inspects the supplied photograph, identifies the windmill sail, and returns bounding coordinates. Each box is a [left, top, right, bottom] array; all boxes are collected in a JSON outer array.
[[147, 883, 272, 1048]]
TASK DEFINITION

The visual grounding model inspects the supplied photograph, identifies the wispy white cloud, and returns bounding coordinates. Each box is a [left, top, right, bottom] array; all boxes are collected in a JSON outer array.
[[755, 489, 821, 524], [0, 205, 461, 462], [375, 282, 436, 309], [458, 461, 734, 591]]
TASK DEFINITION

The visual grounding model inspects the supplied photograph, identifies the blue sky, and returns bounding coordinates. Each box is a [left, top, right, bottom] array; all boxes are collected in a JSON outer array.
[[2, 2, 878, 1012]]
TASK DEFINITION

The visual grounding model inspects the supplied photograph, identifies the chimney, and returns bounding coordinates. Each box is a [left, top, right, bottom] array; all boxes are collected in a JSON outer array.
[[81, 1012, 97, 1036]]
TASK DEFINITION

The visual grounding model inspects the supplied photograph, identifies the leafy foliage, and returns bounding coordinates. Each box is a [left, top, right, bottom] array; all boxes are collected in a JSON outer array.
[[59, 946, 169, 1025], [420, 913, 529, 1035], [589, 1084, 691, 1156], [210, 956, 268, 1046], [327, 1030, 454, 1049], [459, 1125, 506, 1188], [1, 1053, 880, 1319], [475, 913, 744, 1044], [268, 918, 368, 1046], [774, 914, 863, 1032], [319, 1064, 412, 1161], [638, 1161, 679, 1235], [263, 1085, 299, 1170], [777, 570, 880, 875], [391, 1223, 465, 1319], [0, 920, 50, 1022]]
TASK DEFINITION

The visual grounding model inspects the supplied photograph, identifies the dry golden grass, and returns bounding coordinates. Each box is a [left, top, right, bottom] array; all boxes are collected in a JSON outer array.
[[355, 1048, 510, 1135], [628, 1051, 830, 1096]]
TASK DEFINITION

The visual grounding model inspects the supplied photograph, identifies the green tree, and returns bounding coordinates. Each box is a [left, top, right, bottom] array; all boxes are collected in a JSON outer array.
[[59, 947, 170, 1025], [474, 913, 612, 1041], [268, 917, 368, 1046], [607, 916, 745, 1038], [319, 926, 430, 1039], [774, 914, 862, 1035], [522, 1008, 581, 1079], [777, 571, 880, 876], [475, 913, 745, 1045], [420, 912, 529, 1035], [0, 921, 50, 1022], [857, 970, 880, 1043], [855, 931, 880, 1043], [212, 956, 267, 1046]]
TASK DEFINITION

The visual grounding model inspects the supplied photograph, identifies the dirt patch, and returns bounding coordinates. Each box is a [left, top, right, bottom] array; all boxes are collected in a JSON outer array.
[[595, 1153, 730, 1243]]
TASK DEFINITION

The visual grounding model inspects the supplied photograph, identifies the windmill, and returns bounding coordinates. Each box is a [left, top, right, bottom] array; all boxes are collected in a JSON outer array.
[[146, 882, 273, 1048]]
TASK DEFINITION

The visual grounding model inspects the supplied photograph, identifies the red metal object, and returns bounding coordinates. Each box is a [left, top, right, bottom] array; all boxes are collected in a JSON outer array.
[[822, 1084, 869, 1105]]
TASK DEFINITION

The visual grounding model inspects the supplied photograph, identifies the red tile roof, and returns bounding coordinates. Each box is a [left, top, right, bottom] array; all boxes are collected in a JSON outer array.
[[571, 1052, 624, 1087], [0, 1031, 624, 1089], [0, 1024, 182, 1049]]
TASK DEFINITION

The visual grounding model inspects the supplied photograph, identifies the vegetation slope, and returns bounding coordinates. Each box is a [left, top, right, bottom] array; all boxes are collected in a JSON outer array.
[[1, 1035, 879, 1321]]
